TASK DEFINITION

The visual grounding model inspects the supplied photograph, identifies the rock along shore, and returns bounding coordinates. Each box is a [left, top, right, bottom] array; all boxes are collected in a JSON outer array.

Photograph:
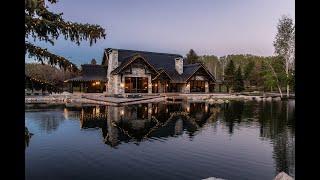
[[25, 92, 288, 106]]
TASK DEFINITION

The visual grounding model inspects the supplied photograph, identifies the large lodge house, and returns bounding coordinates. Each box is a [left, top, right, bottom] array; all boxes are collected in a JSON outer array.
[[66, 48, 216, 94]]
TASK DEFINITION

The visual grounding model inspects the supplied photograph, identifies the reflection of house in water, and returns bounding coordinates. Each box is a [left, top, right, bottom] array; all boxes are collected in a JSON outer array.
[[104, 104, 155, 146], [79, 105, 108, 129], [108, 102, 218, 145], [78, 102, 220, 148]]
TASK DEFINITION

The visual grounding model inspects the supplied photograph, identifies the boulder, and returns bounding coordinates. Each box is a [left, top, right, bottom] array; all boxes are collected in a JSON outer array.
[[61, 91, 71, 95], [273, 97, 281, 101], [274, 172, 293, 180], [202, 177, 226, 180]]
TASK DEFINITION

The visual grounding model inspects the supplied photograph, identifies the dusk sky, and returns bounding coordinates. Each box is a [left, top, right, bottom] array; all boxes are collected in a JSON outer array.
[[27, 0, 295, 66]]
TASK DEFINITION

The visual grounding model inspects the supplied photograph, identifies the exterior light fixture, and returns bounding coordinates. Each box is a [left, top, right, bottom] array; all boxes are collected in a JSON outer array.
[[120, 109, 124, 115], [120, 83, 125, 88]]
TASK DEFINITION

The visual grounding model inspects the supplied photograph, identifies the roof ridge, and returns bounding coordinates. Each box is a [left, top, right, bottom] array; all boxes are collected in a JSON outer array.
[[106, 48, 183, 57], [184, 63, 201, 67]]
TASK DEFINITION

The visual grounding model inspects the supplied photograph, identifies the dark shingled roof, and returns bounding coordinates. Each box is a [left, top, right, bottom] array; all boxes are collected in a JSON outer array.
[[106, 49, 183, 71], [65, 64, 107, 82], [111, 54, 158, 75], [105, 48, 216, 83]]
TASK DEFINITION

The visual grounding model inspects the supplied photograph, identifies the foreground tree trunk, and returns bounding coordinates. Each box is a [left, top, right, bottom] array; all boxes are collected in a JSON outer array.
[[286, 60, 290, 98], [267, 61, 283, 97]]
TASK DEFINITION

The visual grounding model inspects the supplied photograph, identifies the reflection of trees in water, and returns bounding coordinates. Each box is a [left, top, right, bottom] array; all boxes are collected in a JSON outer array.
[[34, 113, 65, 133], [220, 100, 295, 177], [223, 101, 244, 134], [25, 127, 33, 149], [258, 100, 295, 177], [65, 101, 295, 176]]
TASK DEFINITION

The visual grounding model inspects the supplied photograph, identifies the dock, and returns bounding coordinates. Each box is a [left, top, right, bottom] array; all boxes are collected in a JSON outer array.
[[82, 94, 165, 106]]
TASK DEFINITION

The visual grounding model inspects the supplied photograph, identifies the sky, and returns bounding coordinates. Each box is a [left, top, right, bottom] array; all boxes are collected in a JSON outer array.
[[26, 0, 295, 66]]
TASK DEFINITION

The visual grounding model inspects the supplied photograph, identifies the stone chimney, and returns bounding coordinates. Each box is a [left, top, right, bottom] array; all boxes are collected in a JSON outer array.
[[106, 49, 118, 77], [175, 57, 183, 75]]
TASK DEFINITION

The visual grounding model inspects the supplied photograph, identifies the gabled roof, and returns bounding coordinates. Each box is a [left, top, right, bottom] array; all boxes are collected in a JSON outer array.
[[152, 69, 172, 81], [65, 64, 107, 82], [110, 54, 158, 75], [169, 63, 216, 83]]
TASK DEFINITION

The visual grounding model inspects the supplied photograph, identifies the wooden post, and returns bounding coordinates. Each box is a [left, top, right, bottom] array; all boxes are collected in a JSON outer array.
[[31, 81, 34, 93]]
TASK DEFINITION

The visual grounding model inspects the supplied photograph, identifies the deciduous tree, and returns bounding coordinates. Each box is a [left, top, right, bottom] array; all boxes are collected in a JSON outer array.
[[273, 15, 295, 97]]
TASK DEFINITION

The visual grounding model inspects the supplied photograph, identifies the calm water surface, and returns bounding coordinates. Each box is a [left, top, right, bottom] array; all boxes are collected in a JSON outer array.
[[25, 100, 295, 180]]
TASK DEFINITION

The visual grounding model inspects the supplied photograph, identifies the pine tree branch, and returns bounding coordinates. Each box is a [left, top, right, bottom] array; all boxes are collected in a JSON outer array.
[[26, 42, 78, 72], [25, 15, 106, 45]]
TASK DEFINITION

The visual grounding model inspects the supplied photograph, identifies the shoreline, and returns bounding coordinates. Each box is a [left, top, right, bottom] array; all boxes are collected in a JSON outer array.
[[25, 92, 294, 106]]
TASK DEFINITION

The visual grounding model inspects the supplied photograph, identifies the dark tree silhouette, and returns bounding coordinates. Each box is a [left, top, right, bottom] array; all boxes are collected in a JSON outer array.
[[25, 0, 106, 72]]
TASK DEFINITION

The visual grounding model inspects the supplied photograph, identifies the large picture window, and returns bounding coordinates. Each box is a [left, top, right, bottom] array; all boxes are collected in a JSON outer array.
[[125, 77, 148, 93], [190, 80, 205, 92]]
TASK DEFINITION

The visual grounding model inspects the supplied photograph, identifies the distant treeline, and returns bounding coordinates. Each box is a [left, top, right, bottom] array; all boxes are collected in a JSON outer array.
[[186, 50, 294, 93]]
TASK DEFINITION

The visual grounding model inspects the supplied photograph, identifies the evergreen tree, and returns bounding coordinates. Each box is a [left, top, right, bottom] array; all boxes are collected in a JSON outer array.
[[25, 0, 106, 72], [91, 58, 97, 65], [224, 59, 235, 93], [186, 49, 199, 64], [244, 61, 255, 81], [234, 66, 244, 92]]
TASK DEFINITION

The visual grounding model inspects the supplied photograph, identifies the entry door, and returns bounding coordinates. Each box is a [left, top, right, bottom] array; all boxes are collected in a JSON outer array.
[[125, 77, 148, 93], [190, 80, 205, 92]]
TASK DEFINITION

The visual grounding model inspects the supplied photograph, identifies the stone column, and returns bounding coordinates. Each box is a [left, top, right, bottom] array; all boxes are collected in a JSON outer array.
[[105, 83, 108, 93], [148, 76, 152, 94], [185, 83, 190, 93], [205, 81, 209, 93], [117, 75, 125, 94], [148, 103, 152, 119]]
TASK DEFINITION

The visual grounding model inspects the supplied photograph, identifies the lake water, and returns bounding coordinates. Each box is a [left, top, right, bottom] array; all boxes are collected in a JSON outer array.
[[25, 100, 295, 180]]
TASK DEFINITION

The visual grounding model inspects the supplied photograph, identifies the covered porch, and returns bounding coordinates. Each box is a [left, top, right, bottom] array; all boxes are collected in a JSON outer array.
[[64, 77, 106, 93]]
